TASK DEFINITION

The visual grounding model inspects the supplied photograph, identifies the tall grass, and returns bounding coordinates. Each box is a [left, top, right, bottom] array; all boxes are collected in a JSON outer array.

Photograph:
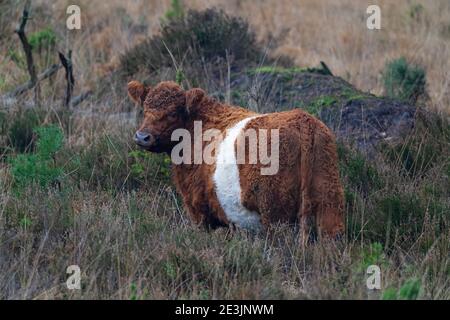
[[0, 108, 448, 299], [0, 1, 448, 300]]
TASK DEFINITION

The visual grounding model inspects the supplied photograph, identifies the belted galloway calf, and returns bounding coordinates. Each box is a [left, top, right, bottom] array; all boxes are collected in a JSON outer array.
[[128, 80, 344, 239]]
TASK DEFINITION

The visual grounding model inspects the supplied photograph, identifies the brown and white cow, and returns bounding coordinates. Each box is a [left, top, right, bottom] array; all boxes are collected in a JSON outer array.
[[128, 80, 344, 239]]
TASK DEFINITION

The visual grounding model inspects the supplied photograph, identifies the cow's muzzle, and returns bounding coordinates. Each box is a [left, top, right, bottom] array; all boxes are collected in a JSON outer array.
[[134, 130, 154, 148]]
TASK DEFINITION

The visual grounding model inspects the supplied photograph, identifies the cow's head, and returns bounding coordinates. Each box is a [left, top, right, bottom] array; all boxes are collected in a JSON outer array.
[[128, 80, 204, 153]]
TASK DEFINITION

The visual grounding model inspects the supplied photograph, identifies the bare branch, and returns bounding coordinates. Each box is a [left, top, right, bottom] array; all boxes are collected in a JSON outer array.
[[59, 51, 75, 107], [70, 90, 92, 108], [15, 0, 37, 86], [320, 61, 333, 76], [1, 64, 61, 108], [4, 64, 61, 98]]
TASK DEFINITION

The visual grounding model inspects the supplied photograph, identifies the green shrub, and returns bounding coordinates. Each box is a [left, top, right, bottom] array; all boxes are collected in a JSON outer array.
[[129, 149, 171, 183], [7, 109, 44, 153], [175, 69, 185, 85], [382, 278, 421, 300], [28, 26, 58, 67], [29, 27, 57, 52], [163, 0, 184, 22], [338, 144, 384, 194], [382, 287, 398, 300], [34, 125, 64, 157], [9, 125, 64, 191], [382, 57, 426, 103], [1, 108, 75, 156], [359, 242, 386, 270], [120, 9, 264, 78], [398, 278, 421, 300]]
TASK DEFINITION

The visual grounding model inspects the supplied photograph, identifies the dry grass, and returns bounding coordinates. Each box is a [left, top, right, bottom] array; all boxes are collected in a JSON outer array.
[[2, 0, 449, 112], [0, 166, 448, 299], [0, 110, 448, 299], [0, 0, 449, 300]]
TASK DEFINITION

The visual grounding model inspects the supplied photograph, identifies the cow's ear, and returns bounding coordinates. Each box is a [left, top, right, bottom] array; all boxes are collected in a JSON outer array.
[[185, 88, 205, 115], [128, 81, 149, 106]]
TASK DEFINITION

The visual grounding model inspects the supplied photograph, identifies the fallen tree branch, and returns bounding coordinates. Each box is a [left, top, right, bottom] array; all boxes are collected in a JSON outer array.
[[4, 63, 61, 98], [70, 90, 92, 107], [1, 65, 92, 109], [1, 85, 91, 110]]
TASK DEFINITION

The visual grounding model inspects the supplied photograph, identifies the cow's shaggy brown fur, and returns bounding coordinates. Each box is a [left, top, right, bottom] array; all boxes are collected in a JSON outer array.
[[128, 80, 344, 239]]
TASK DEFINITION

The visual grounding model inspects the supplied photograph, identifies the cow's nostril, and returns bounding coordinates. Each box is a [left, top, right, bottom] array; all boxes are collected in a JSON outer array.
[[134, 131, 152, 146]]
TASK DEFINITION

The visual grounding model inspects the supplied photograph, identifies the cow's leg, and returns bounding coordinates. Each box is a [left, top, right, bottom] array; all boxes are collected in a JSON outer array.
[[311, 130, 345, 240], [312, 181, 344, 239], [184, 194, 215, 229], [298, 121, 315, 245]]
